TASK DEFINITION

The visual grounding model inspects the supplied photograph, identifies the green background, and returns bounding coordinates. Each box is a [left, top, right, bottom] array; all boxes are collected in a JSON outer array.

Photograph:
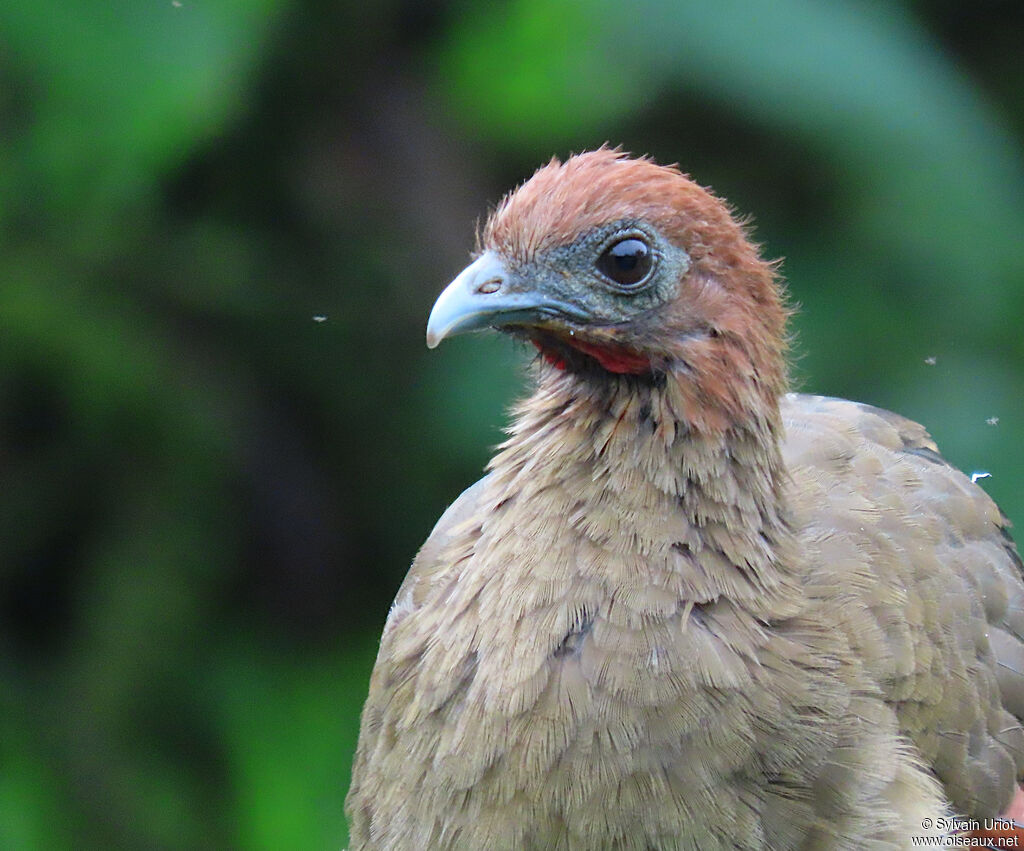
[[1, 1, 1022, 847]]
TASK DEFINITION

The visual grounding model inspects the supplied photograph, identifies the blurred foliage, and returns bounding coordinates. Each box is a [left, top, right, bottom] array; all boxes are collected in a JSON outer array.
[[0, 0, 1022, 847]]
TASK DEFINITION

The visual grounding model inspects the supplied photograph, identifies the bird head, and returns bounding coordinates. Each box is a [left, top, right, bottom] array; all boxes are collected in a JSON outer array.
[[427, 149, 789, 423]]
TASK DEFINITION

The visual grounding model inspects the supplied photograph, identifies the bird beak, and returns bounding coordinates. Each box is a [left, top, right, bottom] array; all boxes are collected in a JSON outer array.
[[426, 252, 585, 348]]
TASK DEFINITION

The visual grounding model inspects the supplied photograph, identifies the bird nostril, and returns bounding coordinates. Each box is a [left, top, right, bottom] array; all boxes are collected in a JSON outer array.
[[477, 278, 502, 295]]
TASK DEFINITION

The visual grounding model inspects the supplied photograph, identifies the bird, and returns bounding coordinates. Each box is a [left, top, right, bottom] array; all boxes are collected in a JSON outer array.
[[345, 148, 1024, 849]]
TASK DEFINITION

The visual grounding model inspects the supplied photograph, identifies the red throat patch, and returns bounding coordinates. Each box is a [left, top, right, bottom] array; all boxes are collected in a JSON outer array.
[[531, 338, 651, 375]]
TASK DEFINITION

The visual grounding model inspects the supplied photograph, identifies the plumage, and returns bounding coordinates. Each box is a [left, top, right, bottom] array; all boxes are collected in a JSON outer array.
[[346, 149, 1024, 849]]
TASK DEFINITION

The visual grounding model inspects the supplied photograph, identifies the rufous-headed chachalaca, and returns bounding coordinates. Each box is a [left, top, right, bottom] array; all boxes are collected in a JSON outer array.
[[346, 149, 1024, 849]]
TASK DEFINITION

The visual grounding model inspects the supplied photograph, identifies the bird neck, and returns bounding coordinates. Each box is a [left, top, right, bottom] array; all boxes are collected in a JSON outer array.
[[487, 366, 801, 615]]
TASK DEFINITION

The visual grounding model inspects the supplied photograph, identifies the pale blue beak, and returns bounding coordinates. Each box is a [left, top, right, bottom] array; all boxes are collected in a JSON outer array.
[[426, 252, 586, 348]]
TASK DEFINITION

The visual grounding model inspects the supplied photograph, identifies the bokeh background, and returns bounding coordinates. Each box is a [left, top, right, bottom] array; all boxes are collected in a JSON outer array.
[[2, 0, 1022, 847]]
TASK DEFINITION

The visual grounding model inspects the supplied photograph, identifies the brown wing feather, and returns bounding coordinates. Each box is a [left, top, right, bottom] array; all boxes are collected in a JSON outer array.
[[782, 393, 1024, 817]]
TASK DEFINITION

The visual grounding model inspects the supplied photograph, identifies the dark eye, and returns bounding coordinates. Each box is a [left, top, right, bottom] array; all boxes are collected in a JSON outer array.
[[597, 237, 653, 288]]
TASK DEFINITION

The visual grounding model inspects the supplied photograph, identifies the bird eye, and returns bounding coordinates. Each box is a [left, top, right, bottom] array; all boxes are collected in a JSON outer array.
[[596, 237, 653, 288]]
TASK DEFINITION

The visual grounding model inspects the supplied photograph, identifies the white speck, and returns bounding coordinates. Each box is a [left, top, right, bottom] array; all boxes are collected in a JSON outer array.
[[569, 329, 575, 336], [171, 0, 182, 6], [986, 416, 999, 426], [649, 646, 660, 671], [313, 315, 328, 323], [924, 356, 937, 365], [971, 471, 992, 484]]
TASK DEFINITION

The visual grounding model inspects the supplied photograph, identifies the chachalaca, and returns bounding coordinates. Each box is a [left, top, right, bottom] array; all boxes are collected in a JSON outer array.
[[346, 149, 1024, 849]]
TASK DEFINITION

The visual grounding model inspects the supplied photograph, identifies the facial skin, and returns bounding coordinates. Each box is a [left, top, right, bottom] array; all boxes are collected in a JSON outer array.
[[428, 216, 693, 375]]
